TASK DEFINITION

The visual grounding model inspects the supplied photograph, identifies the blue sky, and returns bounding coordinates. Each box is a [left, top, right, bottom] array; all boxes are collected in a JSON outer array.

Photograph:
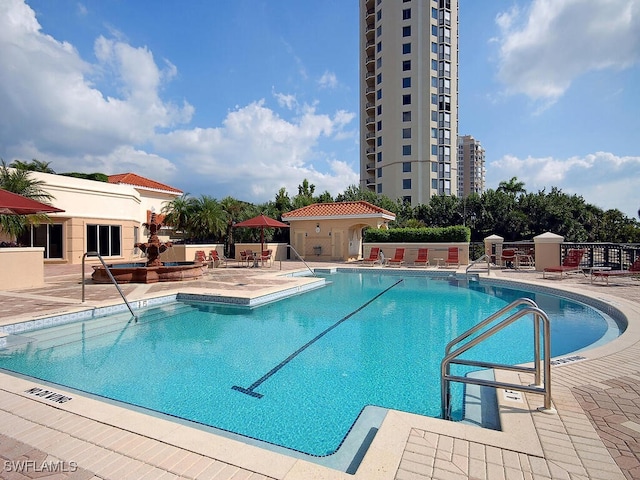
[[1, 0, 639, 219]]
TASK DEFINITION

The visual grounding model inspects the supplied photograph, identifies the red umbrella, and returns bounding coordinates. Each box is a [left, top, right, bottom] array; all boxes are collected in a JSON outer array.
[[0, 189, 64, 215], [233, 214, 289, 253]]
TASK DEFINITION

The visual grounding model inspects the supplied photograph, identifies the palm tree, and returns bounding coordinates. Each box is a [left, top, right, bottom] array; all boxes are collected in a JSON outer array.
[[9, 159, 56, 173], [0, 160, 57, 238], [191, 195, 226, 242], [161, 194, 198, 241]]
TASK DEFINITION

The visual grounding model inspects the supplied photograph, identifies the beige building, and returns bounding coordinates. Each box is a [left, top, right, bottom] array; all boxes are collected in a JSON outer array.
[[14, 171, 182, 265], [360, 0, 459, 206], [457, 134, 486, 197], [282, 201, 395, 261]]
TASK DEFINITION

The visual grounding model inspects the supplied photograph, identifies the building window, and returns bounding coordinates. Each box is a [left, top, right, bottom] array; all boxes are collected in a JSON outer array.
[[377, 167, 382, 178], [403, 111, 411, 121], [431, 76, 438, 88], [376, 57, 382, 69], [403, 195, 411, 204], [377, 152, 382, 162], [403, 179, 412, 189], [402, 94, 411, 105], [402, 60, 411, 71], [377, 41, 382, 53], [377, 89, 382, 100], [431, 42, 438, 54], [376, 73, 382, 84], [403, 8, 411, 19], [403, 77, 411, 88], [377, 9, 382, 21], [432, 179, 438, 189], [431, 110, 438, 121], [402, 127, 411, 138], [403, 26, 411, 37], [376, 25, 382, 37], [403, 162, 411, 172], [431, 59, 438, 71], [377, 136, 382, 146], [432, 25, 438, 36], [402, 43, 411, 54], [431, 93, 437, 105], [432, 7, 438, 19], [377, 105, 382, 115], [377, 183, 382, 194], [87, 224, 121, 257], [432, 162, 438, 172], [17, 224, 63, 259], [403, 145, 412, 155], [377, 120, 382, 131], [431, 145, 438, 155]]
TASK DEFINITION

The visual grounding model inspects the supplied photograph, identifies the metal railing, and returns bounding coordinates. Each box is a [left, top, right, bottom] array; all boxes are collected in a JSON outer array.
[[441, 298, 554, 420], [287, 244, 317, 277], [562, 242, 640, 270], [82, 252, 137, 319], [465, 253, 492, 276]]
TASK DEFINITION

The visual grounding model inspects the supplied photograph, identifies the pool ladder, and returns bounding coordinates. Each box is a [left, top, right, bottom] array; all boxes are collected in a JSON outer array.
[[440, 298, 555, 421], [82, 251, 137, 319], [287, 244, 317, 277], [465, 253, 492, 276]]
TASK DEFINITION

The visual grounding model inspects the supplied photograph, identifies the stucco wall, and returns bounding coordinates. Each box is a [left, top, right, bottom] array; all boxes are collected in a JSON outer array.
[[0, 247, 44, 288], [364, 243, 470, 266]]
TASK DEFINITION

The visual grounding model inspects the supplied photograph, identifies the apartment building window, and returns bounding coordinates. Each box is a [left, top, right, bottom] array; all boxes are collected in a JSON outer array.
[[431, 59, 438, 70], [376, 26, 382, 37], [377, 184, 382, 194], [403, 26, 411, 37], [403, 60, 411, 71], [403, 162, 411, 172], [403, 145, 411, 155], [377, 41, 382, 53], [432, 7, 438, 19], [439, 61, 451, 77], [403, 196, 411, 204], [440, 0, 451, 8], [402, 128, 411, 138], [377, 10, 381, 21], [402, 94, 411, 105], [439, 78, 450, 94], [87, 224, 121, 257], [439, 44, 451, 60], [432, 179, 438, 189], [439, 95, 450, 111], [403, 179, 411, 189], [431, 76, 438, 88], [431, 128, 437, 138], [431, 93, 437, 105], [377, 120, 382, 131], [377, 89, 382, 100], [402, 43, 411, 54], [377, 57, 382, 69], [432, 145, 438, 155], [432, 25, 438, 36], [376, 73, 382, 84], [431, 110, 438, 121], [403, 8, 411, 19], [377, 167, 382, 178], [377, 105, 382, 115], [431, 42, 438, 54], [17, 224, 63, 259], [403, 111, 411, 121], [432, 162, 438, 172], [377, 137, 382, 146], [403, 77, 411, 88], [377, 152, 382, 162]]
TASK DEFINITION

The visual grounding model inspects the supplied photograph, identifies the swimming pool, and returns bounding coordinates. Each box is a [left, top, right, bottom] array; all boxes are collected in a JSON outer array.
[[0, 270, 623, 462]]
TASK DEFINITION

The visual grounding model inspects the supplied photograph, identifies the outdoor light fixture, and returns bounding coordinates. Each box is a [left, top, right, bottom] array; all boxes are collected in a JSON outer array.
[[315, 224, 320, 233]]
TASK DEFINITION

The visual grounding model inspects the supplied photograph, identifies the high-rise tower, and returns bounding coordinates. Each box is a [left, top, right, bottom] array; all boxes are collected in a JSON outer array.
[[359, 0, 459, 206], [457, 134, 486, 197]]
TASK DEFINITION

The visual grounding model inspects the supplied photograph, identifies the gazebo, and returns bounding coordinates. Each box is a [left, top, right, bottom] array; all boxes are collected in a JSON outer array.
[[282, 201, 395, 261]]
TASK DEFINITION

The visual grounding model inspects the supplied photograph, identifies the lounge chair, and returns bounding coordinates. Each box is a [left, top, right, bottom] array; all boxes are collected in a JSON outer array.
[[209, 250, 228, 268], [445, 247, 459, 268], [591, 258, 640, 285], [413, 248, 430, 267], [500, 248, 517, 269], [387, 248, 405, 267], [542, 249, 585, 279], [259, 249, 273, 267], [363, 247, 381, 266], [194, 250, 207, 263], [240, 249, 253, 267]]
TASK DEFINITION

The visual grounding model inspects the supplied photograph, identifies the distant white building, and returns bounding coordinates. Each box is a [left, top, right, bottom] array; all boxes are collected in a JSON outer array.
[[457, 135, 485, 197]]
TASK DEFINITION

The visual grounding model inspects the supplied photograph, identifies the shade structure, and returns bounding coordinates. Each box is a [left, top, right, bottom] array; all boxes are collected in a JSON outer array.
[[0, 189, 64, 215], [233, 214, 289, 253]]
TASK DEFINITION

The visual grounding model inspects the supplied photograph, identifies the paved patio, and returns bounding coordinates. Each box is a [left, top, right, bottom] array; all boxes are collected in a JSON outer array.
[[0, 261, 638, 479]]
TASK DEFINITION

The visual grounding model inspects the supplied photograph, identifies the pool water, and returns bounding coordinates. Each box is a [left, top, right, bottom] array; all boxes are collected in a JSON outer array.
[[0, 271, 619, 457]]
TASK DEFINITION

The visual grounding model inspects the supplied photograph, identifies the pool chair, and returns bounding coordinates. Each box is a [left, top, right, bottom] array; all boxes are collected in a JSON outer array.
[[194, 250, 207, 263], [542, 249, 586, 279], [259, 249, 273, 267], [445, 247, 459, 268], [208, 250, 228, 268], [240, 249, 253, 267], [413, 248, 430, 267], [387, 248, 405, 267], [363, 247, 381, 266], [591, 258, 640, 285], [500, 248, 517, 268]]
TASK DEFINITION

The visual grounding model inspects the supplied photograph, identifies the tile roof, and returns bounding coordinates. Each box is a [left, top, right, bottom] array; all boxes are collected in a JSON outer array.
[[282, 201, 395, 220], [108, 173, 183, 194]]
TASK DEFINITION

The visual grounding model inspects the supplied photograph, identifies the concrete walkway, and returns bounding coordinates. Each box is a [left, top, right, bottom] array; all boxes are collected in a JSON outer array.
[[0, 262, 638, 479]]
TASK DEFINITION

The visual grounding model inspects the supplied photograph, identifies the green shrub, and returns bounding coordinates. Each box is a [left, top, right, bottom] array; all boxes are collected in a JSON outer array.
[[364, 226, 470, 243]]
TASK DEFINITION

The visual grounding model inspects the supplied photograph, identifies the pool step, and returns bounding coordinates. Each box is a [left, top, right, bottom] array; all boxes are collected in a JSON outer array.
[[5, 303, 197, 351]]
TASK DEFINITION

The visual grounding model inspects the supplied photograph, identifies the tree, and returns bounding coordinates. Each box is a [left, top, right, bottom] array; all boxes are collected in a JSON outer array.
[[0, 160, 57, 238], [220, 196, 251, 255], [497, 177, 526, 198], [292, 179, 316, 209], [161, 194, 198, 240], [191, 195, 225, 242], [9, 159, 56, 174]]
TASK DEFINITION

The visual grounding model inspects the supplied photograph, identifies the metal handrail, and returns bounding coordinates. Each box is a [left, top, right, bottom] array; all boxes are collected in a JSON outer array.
[[287, 244, 317, 277], [82, 252, 137, 319], [441, 298, 554, 420], [465, 253, 492, 275]]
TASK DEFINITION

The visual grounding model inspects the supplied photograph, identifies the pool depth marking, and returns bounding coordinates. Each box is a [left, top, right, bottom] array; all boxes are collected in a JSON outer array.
[[232, 278, 404, 398]]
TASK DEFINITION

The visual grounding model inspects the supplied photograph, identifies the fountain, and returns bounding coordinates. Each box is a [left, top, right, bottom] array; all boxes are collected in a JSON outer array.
[[91, 213, 204, 284]]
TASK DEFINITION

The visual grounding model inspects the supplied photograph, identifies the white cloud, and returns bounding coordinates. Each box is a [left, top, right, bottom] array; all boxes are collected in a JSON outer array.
[[489, 152, 640, 217], [154, 100, 358, 202], [318, 70, 338, 89], [495, 0, 640, 105], [272, 90, 297, 110]]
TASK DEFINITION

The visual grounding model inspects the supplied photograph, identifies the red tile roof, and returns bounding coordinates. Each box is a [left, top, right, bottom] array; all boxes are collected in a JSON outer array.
[[282, 201, 395, 220], [108, 173, 183, 194]]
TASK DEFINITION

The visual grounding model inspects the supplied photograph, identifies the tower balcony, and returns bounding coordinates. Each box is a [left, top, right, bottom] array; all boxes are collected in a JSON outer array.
[[365, 102, 375, 113], [366, 147, 375, 158]]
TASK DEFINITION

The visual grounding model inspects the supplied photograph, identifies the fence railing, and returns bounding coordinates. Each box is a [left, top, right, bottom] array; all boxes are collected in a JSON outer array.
[[561, 243, 640, 270]]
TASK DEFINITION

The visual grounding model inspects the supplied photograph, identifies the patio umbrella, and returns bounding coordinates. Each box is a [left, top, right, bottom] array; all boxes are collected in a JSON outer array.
[[0, 188, 64, 215], [233, 214, 289, 253]]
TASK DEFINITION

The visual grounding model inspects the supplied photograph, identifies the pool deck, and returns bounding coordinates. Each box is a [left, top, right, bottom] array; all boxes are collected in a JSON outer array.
[[0, 261, 639, 479]]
